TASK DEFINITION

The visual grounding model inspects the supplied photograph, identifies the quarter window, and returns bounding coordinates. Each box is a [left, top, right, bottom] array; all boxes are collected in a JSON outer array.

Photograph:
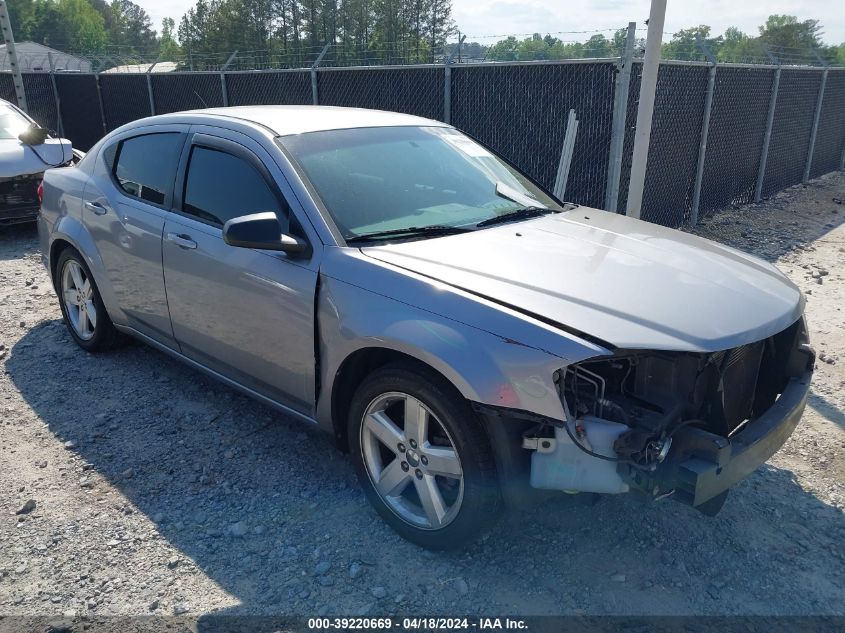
[[183, 146, 281, 226], [112, 133, 183, 205]]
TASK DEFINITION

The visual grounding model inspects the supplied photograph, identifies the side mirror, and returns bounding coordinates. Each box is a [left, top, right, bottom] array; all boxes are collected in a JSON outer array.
[[223, 212, 307, 255]]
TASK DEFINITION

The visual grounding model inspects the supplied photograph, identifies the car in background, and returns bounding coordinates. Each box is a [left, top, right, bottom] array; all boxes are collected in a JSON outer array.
[[1, 97, 78, 226], [37, 106, 814, 549]]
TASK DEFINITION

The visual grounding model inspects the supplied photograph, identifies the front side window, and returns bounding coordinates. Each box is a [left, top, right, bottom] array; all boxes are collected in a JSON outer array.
[[113, 133, 183, 205], [0, 103, 32, 140], [278, 126, 562, 240], [183, 146, 281, 226]]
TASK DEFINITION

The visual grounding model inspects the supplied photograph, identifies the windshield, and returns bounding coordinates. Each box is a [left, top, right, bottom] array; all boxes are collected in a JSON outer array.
[[0, 103, 31, 140], [278, 126, 562, 240]]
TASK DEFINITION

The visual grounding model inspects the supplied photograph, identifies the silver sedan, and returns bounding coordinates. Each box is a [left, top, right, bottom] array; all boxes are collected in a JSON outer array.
[[38, 106, 813, 549]]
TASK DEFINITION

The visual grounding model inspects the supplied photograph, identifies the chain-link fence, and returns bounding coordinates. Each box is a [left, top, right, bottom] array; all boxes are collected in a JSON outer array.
[[3, 56, 844, 228]]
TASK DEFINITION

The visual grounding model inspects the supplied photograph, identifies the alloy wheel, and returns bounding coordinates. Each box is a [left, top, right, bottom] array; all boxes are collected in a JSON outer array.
[[360, 391, 464, 530], [61, 259, 97, 341]]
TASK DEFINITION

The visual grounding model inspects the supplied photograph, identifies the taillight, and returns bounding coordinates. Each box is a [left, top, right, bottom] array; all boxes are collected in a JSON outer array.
[[37, 181, 43, 205]]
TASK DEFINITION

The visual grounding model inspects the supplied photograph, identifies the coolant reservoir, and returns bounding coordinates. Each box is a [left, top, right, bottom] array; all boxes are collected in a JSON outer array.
[[529, 416, 630, 494]]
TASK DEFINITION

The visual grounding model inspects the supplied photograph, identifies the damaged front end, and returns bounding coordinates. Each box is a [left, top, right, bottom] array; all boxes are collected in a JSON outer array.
[[523, 317, 815, 514], [0, 173, 42, 225]]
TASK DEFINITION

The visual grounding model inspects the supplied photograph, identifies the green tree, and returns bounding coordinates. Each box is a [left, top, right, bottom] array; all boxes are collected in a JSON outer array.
[[759, 15, 822, 50], [159, 17, 181, 59], [24, 0, 108, 52], [107, 0, 158, 54]]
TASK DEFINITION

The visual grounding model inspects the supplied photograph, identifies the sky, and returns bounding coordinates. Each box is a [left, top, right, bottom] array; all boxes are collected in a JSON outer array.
[[140, 0, 845, 46]]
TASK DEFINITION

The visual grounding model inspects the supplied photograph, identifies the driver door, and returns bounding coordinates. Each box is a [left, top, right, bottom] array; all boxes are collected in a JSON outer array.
[[162, 129, 318, 415]]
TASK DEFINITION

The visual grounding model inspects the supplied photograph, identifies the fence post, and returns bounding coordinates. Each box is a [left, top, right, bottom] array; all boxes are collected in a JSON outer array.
[[443, 35, 465, 124], [554, 110, 579, 199], [0, 0, 28, 112], [625, 0, 666, 219], [841, 138, 845, 171], [220, 51, 238, 107], [604, 22, 636, 212], [754, 61, 781, 202], [311, 43, 331, 105], [47, 52, 64, 137], [145, 62, 156, 116], [803, 66, 827, 184], [94, 72, 108, 134], [689, 35, 717, 226]]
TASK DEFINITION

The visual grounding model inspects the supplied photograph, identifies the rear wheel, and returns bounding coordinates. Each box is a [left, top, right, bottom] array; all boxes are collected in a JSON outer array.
[[56, 249, 123, 352], [348, 363, 501, 549]]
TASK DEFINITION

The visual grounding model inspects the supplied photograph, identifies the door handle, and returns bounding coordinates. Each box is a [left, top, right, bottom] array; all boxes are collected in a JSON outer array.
[[165, 232, 198, 250], [84, 201, 108, 215]]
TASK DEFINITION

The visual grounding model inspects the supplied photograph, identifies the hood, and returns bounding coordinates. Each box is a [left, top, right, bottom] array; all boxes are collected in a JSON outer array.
[[0, 138, 73, 178], [361, 208, 803, 352]]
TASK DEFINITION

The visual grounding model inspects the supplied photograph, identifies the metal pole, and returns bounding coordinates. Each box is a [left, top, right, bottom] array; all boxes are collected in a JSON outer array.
[[604, 22, 636, 212], [803, 68, 827, 184], [689, 35, 717, 226], [311, 43, 331, 105], [47, 52, 64, 136], [220, 51, 238, 107], [94, 72, 108, 134], [754, 66, 781, 202], [0, 0, 27, 112], [146, 72, 155, 115], [840, 137, 845, 171], [443, 35, 465, 124], [554, 109, 579, 200], [625, 0, 666, 219]]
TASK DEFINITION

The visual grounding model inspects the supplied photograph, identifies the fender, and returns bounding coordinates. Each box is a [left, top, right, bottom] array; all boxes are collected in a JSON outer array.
[[315, 249, 612, 431]]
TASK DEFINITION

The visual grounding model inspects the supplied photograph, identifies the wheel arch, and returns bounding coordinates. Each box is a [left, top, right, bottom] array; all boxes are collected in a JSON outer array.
[[329, 346, 467, 452], [47, 217, 124, 323]]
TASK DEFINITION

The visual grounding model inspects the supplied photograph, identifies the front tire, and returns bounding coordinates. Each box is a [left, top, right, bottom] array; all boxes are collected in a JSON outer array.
[[56, 248, 123, 352], [348, 363, 501, 550]]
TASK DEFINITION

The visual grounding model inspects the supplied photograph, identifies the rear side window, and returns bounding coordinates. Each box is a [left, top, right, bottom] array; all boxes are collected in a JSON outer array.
[[182, 146, 282, 226], [113, 133, 183, 205]]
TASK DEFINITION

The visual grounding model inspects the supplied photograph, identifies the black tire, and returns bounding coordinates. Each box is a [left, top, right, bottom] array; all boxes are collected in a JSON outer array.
[[348, 362, 502, 550], [55, 248, 124, 352]]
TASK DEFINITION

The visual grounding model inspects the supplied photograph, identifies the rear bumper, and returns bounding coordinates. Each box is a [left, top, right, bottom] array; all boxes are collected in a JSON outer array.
[[662, 368, 812, 507]]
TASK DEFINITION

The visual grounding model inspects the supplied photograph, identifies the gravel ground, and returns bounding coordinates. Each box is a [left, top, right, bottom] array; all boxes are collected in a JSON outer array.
[[1, 173, 844, 622]]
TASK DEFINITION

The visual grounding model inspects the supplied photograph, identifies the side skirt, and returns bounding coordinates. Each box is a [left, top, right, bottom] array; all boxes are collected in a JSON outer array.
[[115, 325, 319, 427]]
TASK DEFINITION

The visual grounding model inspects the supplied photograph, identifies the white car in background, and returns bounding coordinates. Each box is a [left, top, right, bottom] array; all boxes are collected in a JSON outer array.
[[1, 97, 78, 226]]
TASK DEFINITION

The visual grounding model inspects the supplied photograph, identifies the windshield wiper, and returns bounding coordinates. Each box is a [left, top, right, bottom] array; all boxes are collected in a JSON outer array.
[[346, 224, 473, 244], [476, 206, 551, 228]]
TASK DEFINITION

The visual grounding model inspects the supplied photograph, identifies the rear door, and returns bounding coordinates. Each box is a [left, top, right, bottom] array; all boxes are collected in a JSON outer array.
[[84, 126, 187, 347], [161, 128, 318, 414]]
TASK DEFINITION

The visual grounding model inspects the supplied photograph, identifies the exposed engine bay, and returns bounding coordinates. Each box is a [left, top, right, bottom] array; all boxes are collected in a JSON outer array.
[[522, 317, 814, 513]]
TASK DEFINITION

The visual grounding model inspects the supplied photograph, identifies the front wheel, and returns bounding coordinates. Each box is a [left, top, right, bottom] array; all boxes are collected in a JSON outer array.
[[348, 363, 501, 550]]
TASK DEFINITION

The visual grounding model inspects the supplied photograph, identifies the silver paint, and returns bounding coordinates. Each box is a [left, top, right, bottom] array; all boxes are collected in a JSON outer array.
[[39, 106, 805, 439]]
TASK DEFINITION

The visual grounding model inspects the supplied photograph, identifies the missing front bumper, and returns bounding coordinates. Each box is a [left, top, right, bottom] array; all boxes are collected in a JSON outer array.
[[636, 368, 812, 508]]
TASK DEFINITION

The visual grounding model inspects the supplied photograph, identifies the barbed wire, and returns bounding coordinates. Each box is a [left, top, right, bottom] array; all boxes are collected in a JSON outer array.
[[1, 33, 840, 74]]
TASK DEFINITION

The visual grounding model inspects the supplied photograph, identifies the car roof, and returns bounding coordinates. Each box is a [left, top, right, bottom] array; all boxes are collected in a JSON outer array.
[[180, 105, 448, 137]]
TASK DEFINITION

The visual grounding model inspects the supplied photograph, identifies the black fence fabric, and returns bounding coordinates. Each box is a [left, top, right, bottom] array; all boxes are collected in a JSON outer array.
[[2, 61, 844, 224], [762, 70, 823, 197], [639, 63, 710, 227], [451, 62, 615, 209], [152, 73, 225, 114], [318, 67, 445, 122], [55, 74, 103, 151], [699, 67, 774, 215], [98, 74, 151, 131], [0, 73, 14, 103], [21, 73, 57, 132], [225, 71, 312, 106], [809, 69, 845, 179]]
